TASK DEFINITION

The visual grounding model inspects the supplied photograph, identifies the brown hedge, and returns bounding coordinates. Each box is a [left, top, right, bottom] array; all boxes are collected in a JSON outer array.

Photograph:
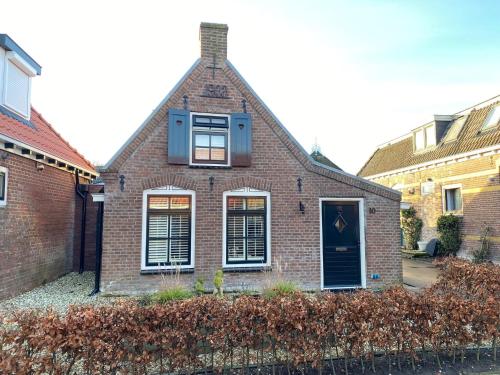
[[1, 258, 499, 374]]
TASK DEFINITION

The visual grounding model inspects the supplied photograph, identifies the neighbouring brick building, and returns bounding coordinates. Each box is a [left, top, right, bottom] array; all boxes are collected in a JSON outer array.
[[359, 96, 500, 262], [100, 23, 401, 294], [0, 34, 97, 300]]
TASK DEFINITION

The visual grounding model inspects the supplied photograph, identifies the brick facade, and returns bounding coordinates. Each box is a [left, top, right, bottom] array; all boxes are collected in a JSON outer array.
[[371, 154, 500, 261], [0, 153, 91, 300], [99, 23, 402, 294]]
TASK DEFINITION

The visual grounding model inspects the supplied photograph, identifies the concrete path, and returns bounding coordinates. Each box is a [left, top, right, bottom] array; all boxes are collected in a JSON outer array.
[[402, 257, 440, 291]]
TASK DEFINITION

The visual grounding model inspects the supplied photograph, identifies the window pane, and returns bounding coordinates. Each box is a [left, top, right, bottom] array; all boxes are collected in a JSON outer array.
[[195, 134, 210, 147], [483, 106, 500, 129], [415, 130, 425, 150], [228, 216, 245, 237], [211, 135, 225, 148], [228, 197, 245, 210], [211, 148, 225, 161], [247, 216, 264, 237], [170, 214, 190, 237], [445, 188, 462, 211], [195, 147, 210, 160], [149, 196, 169, 209], [0, 172, 4, 200], [454, 189, 462, 210], [170, 197, 190, 210], [169, 239, 189, 262], [148, 239, 168, 264], [211, 118, 227, 125], [149, 215, 169, 237], [228, 238, 245, 260], [195, 116, 210, 124], [247, 198, 265, 210], [247, 239, 265, 260], [425, 126, 436, 146]]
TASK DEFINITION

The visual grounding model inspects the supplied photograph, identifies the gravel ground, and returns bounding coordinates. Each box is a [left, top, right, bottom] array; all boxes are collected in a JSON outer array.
[[0, 272, 122, 315]]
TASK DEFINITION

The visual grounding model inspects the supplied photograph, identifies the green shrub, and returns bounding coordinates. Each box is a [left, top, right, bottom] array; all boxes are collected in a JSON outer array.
[[213, 269, 224, 297], [151, 286, 193, 304], [401, 207, 423, 250], [262, 280, 298, 299], [436, 214, 462, 256], [194, 277, 205, 295]]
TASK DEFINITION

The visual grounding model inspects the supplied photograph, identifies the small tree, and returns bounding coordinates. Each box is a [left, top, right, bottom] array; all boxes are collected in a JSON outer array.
[[401, 207, 423, 250], [472, 226, 492, 263], [436, 214, 462, 256]]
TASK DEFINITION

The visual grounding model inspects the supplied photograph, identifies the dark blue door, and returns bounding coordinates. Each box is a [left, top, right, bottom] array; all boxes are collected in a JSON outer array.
[[322, 201, 361, 288]]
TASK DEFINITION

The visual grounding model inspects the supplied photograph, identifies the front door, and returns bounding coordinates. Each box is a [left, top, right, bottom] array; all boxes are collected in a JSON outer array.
[[322, 201, 362, 288]]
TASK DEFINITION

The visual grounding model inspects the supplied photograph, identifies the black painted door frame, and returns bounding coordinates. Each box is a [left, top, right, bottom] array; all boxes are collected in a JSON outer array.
[[320, 198, 366, 289]]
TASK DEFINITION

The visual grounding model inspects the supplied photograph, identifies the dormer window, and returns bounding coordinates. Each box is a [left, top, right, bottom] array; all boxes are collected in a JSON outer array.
[[414, 124, 436, 151], [481, 105, 500, 131]]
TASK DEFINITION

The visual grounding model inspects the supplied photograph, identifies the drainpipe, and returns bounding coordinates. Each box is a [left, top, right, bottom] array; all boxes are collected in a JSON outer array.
[[75, 171, 87, 274], [89, 199, 104, 296]]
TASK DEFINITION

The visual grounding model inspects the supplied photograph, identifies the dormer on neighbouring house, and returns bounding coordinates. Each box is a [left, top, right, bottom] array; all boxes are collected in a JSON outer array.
[[413, 115, 452, 152], [0, 34, 41, 120]]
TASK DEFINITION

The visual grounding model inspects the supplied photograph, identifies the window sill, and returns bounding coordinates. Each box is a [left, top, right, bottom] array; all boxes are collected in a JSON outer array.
[[189, 165, 232, 169], [222, 266, 271, 273], [140, 268, 194, 275]]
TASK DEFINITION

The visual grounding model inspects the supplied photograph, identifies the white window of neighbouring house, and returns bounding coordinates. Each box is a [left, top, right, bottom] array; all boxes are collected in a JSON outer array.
[[2, 52, 36, 119], [0, 166, 7, 206], [481, 105, 500, 131], [191, 114, 229, 166], [425, 125, 436, 146], [415, 129, 425, 150], [141, 186, 195, 270], [223, 188, 270, 267], [442, 185, 462, 213]]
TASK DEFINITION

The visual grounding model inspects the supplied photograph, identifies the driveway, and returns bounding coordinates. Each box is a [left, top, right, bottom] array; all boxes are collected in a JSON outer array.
[[403, 258, 440, 291]]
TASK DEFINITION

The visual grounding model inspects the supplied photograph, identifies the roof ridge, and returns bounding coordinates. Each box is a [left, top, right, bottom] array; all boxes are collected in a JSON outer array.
[[30, 107, 95, 171]]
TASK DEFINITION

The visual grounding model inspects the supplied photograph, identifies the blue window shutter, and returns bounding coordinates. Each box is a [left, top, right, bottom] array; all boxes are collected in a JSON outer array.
[[167, 109, 190, 164], [230, 113, 252, 166]]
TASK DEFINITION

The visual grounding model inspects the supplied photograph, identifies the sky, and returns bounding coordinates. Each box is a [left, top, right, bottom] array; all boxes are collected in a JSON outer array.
[[2, 0, 500, 173]]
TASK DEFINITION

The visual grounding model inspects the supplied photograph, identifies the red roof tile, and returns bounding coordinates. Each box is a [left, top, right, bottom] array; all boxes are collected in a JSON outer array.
[[0, 106, 95, 173]]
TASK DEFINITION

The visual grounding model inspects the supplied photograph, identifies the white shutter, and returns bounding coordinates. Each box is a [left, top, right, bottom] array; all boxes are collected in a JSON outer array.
[[4, 60, 30, 117]]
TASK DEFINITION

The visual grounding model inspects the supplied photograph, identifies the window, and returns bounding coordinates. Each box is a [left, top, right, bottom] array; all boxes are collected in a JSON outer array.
[[191, 114, 229, 165], [415, 129, 425, 150], [425, 126, 436, 146], [223, 189, 271, 267], [0, 167, 6, 206], [443, 116, 467, 143], [443, 185, 462, 213], [414, 124, 436, 151], [481, 105, 500, 131], [142, 187, 195, 269]]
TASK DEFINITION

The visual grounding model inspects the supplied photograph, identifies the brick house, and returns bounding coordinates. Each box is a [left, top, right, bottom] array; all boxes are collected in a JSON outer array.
[[359, 96, 500, 262], [0, 34, 97, 300], [100, 23, 401, 294]]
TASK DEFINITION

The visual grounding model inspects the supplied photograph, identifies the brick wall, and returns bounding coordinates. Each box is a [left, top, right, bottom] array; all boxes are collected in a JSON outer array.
[[99, 27, 402, 294], [0, 153, 90, 300], [372, 154, 500, 261]]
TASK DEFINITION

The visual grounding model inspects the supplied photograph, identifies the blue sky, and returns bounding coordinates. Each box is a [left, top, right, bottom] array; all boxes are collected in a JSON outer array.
[[2, 0, 499, 173]]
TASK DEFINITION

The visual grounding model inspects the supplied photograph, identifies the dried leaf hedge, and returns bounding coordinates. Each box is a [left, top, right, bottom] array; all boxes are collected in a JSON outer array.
[[1, 258, 499, 374]]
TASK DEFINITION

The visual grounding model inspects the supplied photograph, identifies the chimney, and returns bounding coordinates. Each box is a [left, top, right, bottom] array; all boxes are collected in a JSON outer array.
[[199, 22, 228, 64]]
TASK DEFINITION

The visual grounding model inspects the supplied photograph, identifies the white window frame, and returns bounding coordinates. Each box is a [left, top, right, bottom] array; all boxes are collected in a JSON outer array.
[[441, 183, 463, 214], [0, 166, 7, 207], [2, 52, 35, 119], [319, 197, 367, 290], [189, 112, 231, 167], [222, 188, 271, 268], [141, 186, 196, 271], [414, 124, 436, 151]]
